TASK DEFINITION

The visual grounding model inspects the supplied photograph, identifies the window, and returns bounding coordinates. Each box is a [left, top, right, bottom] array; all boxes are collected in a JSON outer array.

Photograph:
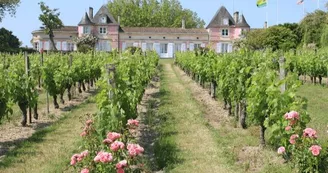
[[221, 43, 229, 53], [67, 43, 74, 51], [175, 43, 181, 52], [99, 27, 107, 34], [223, 18, 229, 25], [195, 44, 201, 49], [83, 26, 90, 34], [34, 42, 39, 50], [100, 16, 107, 23], [126, 43, 133, 48], [56, 42, 61, 50], [221, 29, 229, 36], [146, 43, 153, 50], [160, 43, 168, 53]]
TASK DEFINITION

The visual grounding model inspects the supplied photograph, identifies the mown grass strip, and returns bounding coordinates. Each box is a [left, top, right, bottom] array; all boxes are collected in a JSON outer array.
[[0, 97, 97, 173]]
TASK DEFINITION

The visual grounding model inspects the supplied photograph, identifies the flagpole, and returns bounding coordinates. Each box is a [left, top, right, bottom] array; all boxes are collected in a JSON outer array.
[[276, 0, 279, 25], [303, 1, 305, 17], [317, 0, 320, 9]]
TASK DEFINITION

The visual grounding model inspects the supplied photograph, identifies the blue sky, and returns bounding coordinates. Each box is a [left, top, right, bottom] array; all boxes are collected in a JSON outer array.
[[0, 0, 326, 47]]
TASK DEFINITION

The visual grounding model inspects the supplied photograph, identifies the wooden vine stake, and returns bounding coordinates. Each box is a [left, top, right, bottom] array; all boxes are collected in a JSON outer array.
[[25, 52, 32, 124], [106, 64, 116, 99], [279, 56, 286, 93]]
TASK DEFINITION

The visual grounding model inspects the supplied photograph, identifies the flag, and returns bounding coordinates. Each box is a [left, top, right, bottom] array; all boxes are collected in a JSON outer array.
[[297, 0, 304, 4], [257, 0, 267, 7]]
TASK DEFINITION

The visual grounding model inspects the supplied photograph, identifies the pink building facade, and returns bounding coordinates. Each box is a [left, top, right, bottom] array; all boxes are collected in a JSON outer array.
[[31, 6, 250, 58]]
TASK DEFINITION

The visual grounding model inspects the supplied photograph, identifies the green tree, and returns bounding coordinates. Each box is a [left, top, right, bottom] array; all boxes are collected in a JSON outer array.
[[108, 0, 205, 28], [38, 1, 63, 51], [0, 27, 20, 52], [0, 0, 20, 22], [299, 10, 327, 47], [264, 26, 298, 51], [278, 23, 302, 47]]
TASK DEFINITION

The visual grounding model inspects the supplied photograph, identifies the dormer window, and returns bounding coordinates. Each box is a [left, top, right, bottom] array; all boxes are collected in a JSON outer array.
[[100, 16, 107, 23], [221, 29, 229, 36], [223, 18, 229, 25], [83, 26, 90, 34]]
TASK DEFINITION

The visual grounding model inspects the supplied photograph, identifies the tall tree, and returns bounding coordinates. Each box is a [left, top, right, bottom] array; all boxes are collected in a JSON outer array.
[[38, 1, 63, 51], [0, 0, 20, 22], [299, 10, 327, 48], [108, 0, 205, 28], [0, 27, 20, 52]]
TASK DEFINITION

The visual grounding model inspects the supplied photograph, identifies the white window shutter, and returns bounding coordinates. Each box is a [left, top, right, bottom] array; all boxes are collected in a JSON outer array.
[[108, 41, 111, 51], [189, 43, 194, 51], [228, 43, 233, 52], [201, 43, 205, 48], [62, 42, 67, 51], [154, 43, 160, 54], [141, 43, 147, 52], [181, 43, 186, 52], [122, 42, 126, 51], [39, 41, 43, 51], [45, 41, 50, 50], [217, 43, 222, 53], [168, 43, 174, 57]]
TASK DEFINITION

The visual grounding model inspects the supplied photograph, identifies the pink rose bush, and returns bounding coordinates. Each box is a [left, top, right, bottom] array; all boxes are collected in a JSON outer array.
[[110, 141, 125, 152], [70, 150, 89, 166], [127, 144, 144, 157], [278, 111, 327, 172], [277, 146, 285, 155], [116, 160, 128, 173], [127, 119, 139, 128], [80, 119, 94, 137], [94, 151, 113, 163], [80, 168, 89, 173], [103, 132, 121, 144]]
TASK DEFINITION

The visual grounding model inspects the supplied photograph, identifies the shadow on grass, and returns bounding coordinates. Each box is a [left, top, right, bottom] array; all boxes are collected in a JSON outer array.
[[0, 99, 94, 168]]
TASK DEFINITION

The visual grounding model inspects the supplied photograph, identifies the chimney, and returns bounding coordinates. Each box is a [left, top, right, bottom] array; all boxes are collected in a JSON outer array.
[[182, 18, 185, 29], [89, 7, 93, 20], [118, 16, 120, 24], [264, 21, 268, 28], [233, 11, 239, 24]]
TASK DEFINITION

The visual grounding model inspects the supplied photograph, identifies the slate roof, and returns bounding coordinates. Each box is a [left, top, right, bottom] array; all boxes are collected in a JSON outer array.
[[92, 5, 117, 24], [236, 14, 250, 27], [78, 12, 94, 25], [32, 26, 78, 33], [206, 6, 235, 28], [121, 27, 207, 34]]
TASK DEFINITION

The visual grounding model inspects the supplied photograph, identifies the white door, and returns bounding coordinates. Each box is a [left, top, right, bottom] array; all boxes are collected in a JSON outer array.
[[141, 43, 147, 52], [168, 43, 174, 58]]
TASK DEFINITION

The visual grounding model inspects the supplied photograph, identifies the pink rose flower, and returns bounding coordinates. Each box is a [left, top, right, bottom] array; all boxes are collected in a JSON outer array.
[[289, 134, 299, 145], [110, 141, 125, 152], [81, 150, 89, 157], [303, 128, 317, 138], [127, 144, 144, 157], [81, 168, 89, 173], [277, 146, 286, 154], [117, 168, 125, 173], [285, 126, 292, 131], [106, 132, 121, 142], [103, 138, 113, 144], [289, 120, 297, 126], [86, 119, 93, 126], [289, 111, 300, 120], [94, 151, 113, 163], [309, 145, 322, 156], [116, 160, 128, 169], [127, 119, 139, 127], [80, 131, 87, 137], [70, 159, 76, 166]]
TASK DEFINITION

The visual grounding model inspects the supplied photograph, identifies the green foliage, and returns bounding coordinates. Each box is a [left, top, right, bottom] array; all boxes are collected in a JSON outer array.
[[38, 1, 63, 51], [0, 0, 20, 22], [299, 10, 328, 48], [107, 0, 205, 28], [74, 34, 98, 53], [0, 27, 21, 53]]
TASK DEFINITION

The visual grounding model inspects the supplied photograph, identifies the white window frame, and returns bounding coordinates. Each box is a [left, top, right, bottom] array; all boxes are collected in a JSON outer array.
[[160, 43, 168, 54], [221, 43, 229, 53], [99, 27, 107, 34], [83, 26, 90, 34], [194, 44, 201, 49], [175, 43, 182, 52], [222, 29, 229, 37]]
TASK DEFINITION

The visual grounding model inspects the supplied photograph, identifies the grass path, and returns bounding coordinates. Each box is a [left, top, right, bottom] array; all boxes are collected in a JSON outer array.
[[155, 60, 293, 173], [155, 61, 236, 173], [0, 98, 97, 173]]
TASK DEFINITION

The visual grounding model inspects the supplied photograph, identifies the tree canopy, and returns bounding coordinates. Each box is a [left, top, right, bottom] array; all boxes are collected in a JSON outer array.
[[38, 1, 63, 51], [0, 27, 20, 52], [0, 0, 20, 22], [107, 0, 205, 28]]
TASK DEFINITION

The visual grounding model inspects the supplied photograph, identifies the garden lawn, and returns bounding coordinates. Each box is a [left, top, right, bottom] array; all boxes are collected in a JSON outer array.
[[297, 83, 328, 145], [0, 97, 97, 173]]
